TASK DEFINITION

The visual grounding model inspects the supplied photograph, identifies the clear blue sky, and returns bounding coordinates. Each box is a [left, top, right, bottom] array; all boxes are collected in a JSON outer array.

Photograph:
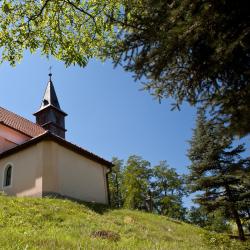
[[0, 52, 249, 207]]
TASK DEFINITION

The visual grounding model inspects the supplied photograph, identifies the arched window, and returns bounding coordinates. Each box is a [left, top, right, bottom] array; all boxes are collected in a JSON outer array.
[[4, 165, 12, 187]]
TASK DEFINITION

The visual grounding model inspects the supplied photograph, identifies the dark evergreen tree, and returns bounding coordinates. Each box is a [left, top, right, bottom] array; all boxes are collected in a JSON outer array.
[[111, 0, 250, 137], [188, 109, 250, 241], [151, 161, 186, 220], [122, 155, 152, 210], [109, 157, 124, 208]]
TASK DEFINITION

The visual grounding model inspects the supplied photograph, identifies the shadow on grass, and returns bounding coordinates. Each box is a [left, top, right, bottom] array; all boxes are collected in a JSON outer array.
[[229, 234, 250, 241], [43, 193, 109, 214], [78, 200, 109, 214]]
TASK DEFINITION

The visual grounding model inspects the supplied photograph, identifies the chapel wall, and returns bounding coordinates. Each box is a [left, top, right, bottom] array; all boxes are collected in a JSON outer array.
[[42, 141, 109, 204], [42, 141, 60, 193], [0, 143, 43, 197]]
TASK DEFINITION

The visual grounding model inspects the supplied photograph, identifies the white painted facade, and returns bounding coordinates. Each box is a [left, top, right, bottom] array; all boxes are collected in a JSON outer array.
[[0, 140, 110, 204]]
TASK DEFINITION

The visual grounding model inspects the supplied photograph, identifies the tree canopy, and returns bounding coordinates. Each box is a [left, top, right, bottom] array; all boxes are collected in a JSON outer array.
[[151, 161, 186, 219], [108, 155, 186, 220], [0, 0, 120, 66], [111, 0, 250, 137], [0, 0, 249, 136], [122, 155, 151, 210]]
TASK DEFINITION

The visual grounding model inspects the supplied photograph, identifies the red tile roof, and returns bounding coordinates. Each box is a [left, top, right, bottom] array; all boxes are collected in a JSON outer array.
[[0, 107, 45, 137]]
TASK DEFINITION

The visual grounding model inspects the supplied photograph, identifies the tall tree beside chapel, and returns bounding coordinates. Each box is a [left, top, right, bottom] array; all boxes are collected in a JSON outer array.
[[122, 155, 151, 210], [151, 161, 186, 220], [109, 157, 124, 208], [188, 109, 250, 241]]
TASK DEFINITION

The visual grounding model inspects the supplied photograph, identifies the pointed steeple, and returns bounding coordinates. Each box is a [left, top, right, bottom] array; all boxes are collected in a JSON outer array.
[[40, 76, 61, 110], [34, 73, 67, 139]]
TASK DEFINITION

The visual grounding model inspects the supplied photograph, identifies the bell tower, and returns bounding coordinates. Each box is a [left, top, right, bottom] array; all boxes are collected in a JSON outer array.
[[34, 73, 67, 139]]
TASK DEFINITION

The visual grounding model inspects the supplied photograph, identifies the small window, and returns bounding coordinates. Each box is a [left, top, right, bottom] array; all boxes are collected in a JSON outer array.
[[4, 165, 12, 187]]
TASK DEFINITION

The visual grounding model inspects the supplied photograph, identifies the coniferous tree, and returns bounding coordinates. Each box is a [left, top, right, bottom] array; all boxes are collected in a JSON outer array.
[[109, 157, 124, 208], [188, 109, 250, 241], [122, 155, 152, 210], [110, 0, 250, 137]]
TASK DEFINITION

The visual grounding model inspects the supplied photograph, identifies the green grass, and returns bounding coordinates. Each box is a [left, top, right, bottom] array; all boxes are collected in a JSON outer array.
[[0, 195, 248, 250]]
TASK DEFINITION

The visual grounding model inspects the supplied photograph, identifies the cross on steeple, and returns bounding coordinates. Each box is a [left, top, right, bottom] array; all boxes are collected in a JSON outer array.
[[49, 66, 52, 81]]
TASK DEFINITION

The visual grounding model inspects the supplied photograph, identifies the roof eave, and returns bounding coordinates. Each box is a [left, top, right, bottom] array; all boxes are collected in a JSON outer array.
[[33, 105, 68, 116], [0, 132, 112, 168]]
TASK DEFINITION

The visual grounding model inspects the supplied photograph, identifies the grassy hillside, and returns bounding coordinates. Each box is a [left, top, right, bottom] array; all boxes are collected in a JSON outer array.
[[0, 195, 248, 250]]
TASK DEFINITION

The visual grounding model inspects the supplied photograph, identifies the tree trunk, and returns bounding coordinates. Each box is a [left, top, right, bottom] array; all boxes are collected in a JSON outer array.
[[231, 205, 245, 241], [224, 183, 245, 241]]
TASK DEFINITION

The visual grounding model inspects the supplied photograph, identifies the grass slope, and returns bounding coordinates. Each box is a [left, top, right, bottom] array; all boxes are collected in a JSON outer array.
[[0, 195, 248, 250]]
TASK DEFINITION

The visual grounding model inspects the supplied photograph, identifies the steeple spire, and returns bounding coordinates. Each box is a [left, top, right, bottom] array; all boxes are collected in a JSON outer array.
[[39, 74, 61, 110], [34, 74, 67, 139]]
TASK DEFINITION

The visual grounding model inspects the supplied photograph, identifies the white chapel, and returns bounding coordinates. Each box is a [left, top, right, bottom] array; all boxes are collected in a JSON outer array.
[[0, 74, 112, 204]]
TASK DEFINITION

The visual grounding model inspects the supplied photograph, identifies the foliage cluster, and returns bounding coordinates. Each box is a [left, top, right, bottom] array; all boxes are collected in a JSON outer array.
[[109, 156, 186, 220], [0, 0, 121, 66], [111, 0, 250, 136], [187, 206, 231, 233]]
